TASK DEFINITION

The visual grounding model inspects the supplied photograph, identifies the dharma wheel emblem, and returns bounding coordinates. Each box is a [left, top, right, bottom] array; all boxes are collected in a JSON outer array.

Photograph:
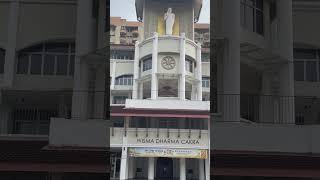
[[161, 56, 176, 70]]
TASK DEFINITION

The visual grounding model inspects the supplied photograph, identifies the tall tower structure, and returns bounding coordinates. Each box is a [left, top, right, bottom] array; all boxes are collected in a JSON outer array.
[[132, 0, 204, 102]]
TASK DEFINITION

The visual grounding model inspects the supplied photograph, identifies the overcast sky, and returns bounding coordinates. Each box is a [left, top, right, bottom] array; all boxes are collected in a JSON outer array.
[[110, 0, 210, 23]]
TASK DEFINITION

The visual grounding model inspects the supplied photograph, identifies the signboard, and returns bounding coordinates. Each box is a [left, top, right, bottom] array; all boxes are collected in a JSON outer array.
[[125, 129, 209, 149], [128, 147, 208, 159]]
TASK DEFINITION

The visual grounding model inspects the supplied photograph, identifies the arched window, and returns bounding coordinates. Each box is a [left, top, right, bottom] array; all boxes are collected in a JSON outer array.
[[0, 48, 5, 74], [115, 74, 133, 85], [202, 76, 210, 88], [16, 42, 75, 76], [142, 58, 152, 71]]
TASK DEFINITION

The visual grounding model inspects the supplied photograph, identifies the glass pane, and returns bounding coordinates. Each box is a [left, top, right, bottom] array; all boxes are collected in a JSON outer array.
[[69, 55, 75, 76], [306, 61, 317, 82], [30, 54, 42, 75], [45, 43, 69, 53], [294, 61, 304, 81], [0, 50, 4, 74], [43, 55, 55, 75], [294, 49, 317, 59], [17, 54, 29, 74], [56, 55, 68, 75]]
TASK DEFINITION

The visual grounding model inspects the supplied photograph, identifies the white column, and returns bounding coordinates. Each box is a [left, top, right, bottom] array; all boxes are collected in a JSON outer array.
[[278, 0, 295, 124], [128, 157, 135, 179], [3, 0, 19, 87], [180, 158, 186, 180], [120, 147, 128, 180], [205, 157, 210, 180], [222, 0, 241, 122], [180, 33, 186, 100], [71, 0, 96, 120], [110, 61, 116, 90], [151, 33, 158, 100], [148, 157, 155, 180], [199, 159, 205, 180], [133, 41, 140, 99], [196, 42, 202, 101]]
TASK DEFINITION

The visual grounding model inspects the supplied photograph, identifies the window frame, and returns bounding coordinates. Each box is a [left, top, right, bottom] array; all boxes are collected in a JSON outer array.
[[115, 74, 133, 86], [16, 42, 75, 76], [294, 48, 320, 82], [240, 0, 264, 36]]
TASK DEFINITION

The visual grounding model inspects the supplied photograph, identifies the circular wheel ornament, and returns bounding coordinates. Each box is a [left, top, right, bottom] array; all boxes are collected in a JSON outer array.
[[161, 56, 176, 70]]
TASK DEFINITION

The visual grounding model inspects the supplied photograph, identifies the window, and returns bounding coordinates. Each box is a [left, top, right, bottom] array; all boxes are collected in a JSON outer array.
[[185, 59, 193, 72], [306, 61, 317, 82], [202, 53, 210, 62], [113, 96, 127, 104], [115, 74, 133, 85], [202, 76, 210, 88], [17, 42, 75, 76], [12, 108, 57, 135], [294, 61, 304, 81], [241, 0, 264, 35], [0, 49, 5, 74], [17, 54, 29, 74], [30, 54, 42, 74], [294, 48, 320, 82], [56, 55, 68, 75], [143, 58, 152, 71]]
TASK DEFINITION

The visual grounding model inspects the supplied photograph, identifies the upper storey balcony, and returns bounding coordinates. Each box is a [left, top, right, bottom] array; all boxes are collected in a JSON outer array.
[[132, 32, 204, 102]]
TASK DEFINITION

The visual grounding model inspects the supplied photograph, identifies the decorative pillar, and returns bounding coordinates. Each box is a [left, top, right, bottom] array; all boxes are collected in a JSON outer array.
[[71, 0, 96, 120], [180, 33, 186, 100], [132, 41, 140, 99], [148, 158, 155, 180], [119, 147, 128, 180], [205, 157, 210, 180], [199, 159, 205, 180], [196, 42, 202, 101], [111, 61, 116, 90], [180, 158, 186, 180], [278, 0, 295, 124], [222, 0, 241, 122], [151, 32, 158, 100], [3, 0, 19, 87], [128, 157, 135, 179]]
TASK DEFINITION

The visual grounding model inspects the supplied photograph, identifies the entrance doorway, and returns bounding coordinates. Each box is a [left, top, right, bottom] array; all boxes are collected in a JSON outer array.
[[156, 158, 174, 179]]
